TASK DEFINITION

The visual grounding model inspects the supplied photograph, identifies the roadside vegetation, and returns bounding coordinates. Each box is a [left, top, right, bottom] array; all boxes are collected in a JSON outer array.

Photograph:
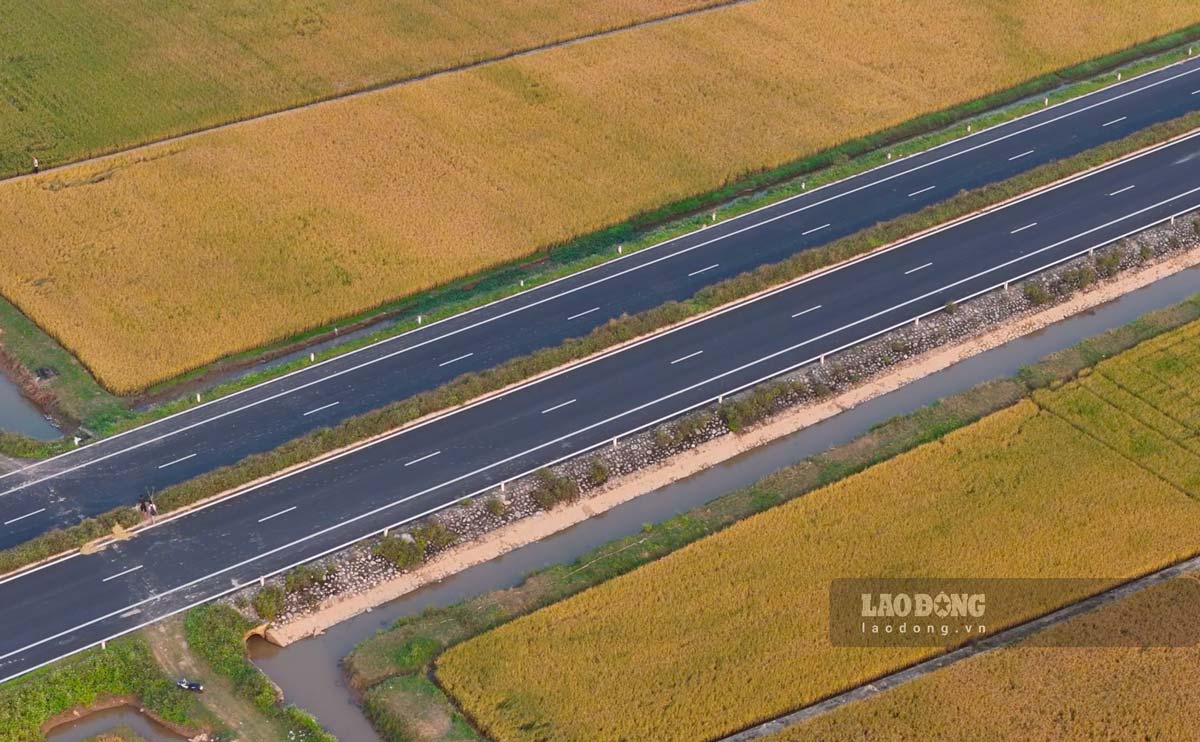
[[342, 295, 1200, 740], [0, 606, 332, 742], [779, 574, 1200, 741], [0, 2, 1195, 392], [0, 0, 721, 178]]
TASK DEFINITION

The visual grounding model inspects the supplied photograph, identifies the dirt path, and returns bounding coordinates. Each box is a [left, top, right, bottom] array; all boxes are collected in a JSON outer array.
[[143, 618, 280, 742]]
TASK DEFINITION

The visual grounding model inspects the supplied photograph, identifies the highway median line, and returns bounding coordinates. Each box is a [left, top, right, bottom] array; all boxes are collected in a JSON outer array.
[[2, 28, 1198, 456], [0, 112, 1198, 584]]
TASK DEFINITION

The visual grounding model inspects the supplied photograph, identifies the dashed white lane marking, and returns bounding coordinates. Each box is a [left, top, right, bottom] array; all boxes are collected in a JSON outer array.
[[404, 451, 442, 467], [792, 305, 822, 318], [1109, 185, 1136, 196], [1008, 149, 1035, 161], [1010, 222, 1038, 234], [1102, 116, 1128, 127], [157, 453, 197, 470], [687, 264, 719, 277], [903, 262, 933, 275], [3, 508, 45, 526], [257, 506, 297, 524], [541, 399, 577, 415], [102, 565, 143, 583], [1193, 89, 1200, 95], [907, 185, 935, 197], [302, 401, 340, 416], [567, 307, 600, 321], [670, 350, 704, 365], [801, 223, 831, 236], [437, 352, 474, 368]]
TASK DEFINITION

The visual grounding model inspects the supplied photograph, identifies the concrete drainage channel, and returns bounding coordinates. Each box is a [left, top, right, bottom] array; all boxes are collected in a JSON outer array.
[[249, 264, 1200, 742]]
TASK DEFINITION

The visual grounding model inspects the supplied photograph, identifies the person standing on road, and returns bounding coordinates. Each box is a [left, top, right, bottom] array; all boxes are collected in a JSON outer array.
[[147, 500, 158, 524]]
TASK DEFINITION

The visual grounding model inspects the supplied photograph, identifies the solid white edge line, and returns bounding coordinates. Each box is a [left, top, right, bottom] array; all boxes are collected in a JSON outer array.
[[1109, 185, 1136, 196], [437, 352, 474, 367], [1008, 149, 1035, 161], [257, 506, 297, 524], [403, 451, 442, 467], [688, 264, 719, 277], [1102, 116, 1128, 126], [903, 262, 933, 275], [670, 350, 704, 365], [2, 57, 1197, 491], [101, 565, 143, 583], [4, 127, 1199, 590], [791, 305, 822, 318], [156, 453, 196, 470], [5, 184, 1199, 680], [3, 508, 45, 526], [302, 401, 340, 417], [1010, 222, 1039, 234], [907, 186, 935, 197], [567, 307, 601, 321], [540, 399, 577, 415]]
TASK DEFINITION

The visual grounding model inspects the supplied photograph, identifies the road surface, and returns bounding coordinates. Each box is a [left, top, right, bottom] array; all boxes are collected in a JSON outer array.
[[1, 122, 1199, 683]]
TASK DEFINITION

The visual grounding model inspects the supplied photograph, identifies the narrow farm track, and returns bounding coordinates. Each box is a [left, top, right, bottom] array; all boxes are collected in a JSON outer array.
[[0, 107, 1199, 686], [0, 0, 751, 186]]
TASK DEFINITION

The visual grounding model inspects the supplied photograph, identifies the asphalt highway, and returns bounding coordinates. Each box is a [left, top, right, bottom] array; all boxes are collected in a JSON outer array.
[[2, 122, 1199, 683], [0, 56, 1198, 549]]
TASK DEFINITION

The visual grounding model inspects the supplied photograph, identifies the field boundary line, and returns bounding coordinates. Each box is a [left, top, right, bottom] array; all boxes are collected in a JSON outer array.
[[717, 554, 1200, 741], [0, 0, 755, 186]]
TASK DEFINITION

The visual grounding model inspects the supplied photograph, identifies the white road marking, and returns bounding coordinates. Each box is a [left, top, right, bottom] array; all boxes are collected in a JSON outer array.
[[907, 185, 935, 197], [801, 223, 831, 236], [157, 453, 196, 470], [903, 262, 932, 275], [1109, 185, 1136, 196], [101, 565, 143, 583], [257, 506, 297, 524], [404, 451, 442, 467], [302, 401, 340, 416], [5, 171, 1200, 688], [792, 305, 822, 318], [567, 307, 600, 321], [1193, 89, 1200, 95], [3, 63, 1197, 500], [437, 352, 474, 368], [1008, 149, 1034, 161], [541, 399, 577, 415], [670, 350, 704, 365], [688, 264, 719, 277], [3, 508, 45, 526], [1010, 222, 1038, 234], [1102, 116, 1127, 127]]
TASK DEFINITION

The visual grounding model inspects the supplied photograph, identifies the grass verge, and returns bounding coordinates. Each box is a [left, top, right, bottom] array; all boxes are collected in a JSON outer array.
[[1, 24, 1198, 446], [341, 294, 1200, 740], [1, 107, 1198, 580]]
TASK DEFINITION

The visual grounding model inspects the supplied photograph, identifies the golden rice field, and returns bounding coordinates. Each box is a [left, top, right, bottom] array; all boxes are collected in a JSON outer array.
[[3, 1, 1199, 392], [0, 0, 720, 176], [435, 393, 1200, 742], [778, 574, 1200, 741]]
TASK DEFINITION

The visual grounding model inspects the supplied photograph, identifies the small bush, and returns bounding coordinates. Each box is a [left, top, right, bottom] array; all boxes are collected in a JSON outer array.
[[392, 636, 443, 671], [587, 460, 611, 488], [412, 521, 457, 555], [374, 535, 423, 570], [485, 497, 508, 517], [1095, 250, 1122, 278], [1023, 282, 1052, 306], [252, 585, 286, 621], [531, 469, 580, 510], [284, 564, 324, 595]]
